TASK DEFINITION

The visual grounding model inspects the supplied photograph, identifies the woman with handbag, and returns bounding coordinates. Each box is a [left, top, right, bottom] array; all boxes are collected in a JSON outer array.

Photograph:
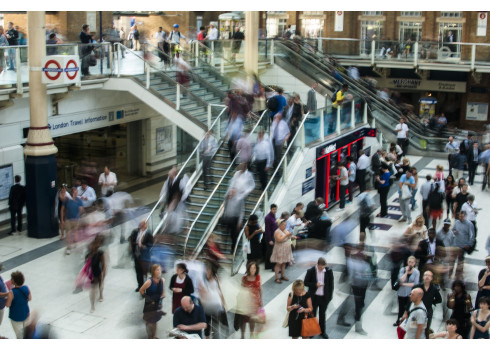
[[238, 261, 263, 339], [447, 279, 472, 338], [394, 256, 420, 326], [286, 280, 313, 339], [169, 263, 194, 314], [139, 264, 165, 339]]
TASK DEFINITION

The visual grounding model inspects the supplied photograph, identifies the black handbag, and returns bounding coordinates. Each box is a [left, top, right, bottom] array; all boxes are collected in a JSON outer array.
[[89, 55, 97, 66]]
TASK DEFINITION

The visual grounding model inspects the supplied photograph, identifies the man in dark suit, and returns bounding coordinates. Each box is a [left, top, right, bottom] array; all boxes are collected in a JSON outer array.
[[129, 220, 154, 291], [304, 257, 334, 339], [467, 142, 481, 186], [8, 175, 26, 235], [414, 228, 445, 274]]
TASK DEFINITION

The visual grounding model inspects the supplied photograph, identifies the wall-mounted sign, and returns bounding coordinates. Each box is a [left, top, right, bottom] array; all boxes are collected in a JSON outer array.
[[477, 12, 488, 37], [378, 78, 466, 93], [302, 177, 315, 195], [466, 102, 488, 121], [156, 126, 173, 154], [335, 11, 344, 32], [41, 55, 80, 84], [305, 167, 312, 179], [0, 164, 13, 201]]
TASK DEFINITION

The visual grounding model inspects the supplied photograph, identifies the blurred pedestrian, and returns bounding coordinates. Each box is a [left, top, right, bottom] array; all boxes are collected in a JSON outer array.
[[237, 261, 263, 339], [199, 263, 227, 339], [60, 187, 84, 255], [270, 113, 290, 168], [87, 235, 106, 313], [199, 130, 218, 190], [129, 220, 154, 291], [394, 256, 419, 326], [253, 128, 273, 190], [222, 163, 255, 253]]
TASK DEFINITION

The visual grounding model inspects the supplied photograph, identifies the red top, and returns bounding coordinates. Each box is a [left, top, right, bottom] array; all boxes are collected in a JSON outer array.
[[171, 279, 186, 313], [242, 275, 261, 312], [197, 32, 205, 41]]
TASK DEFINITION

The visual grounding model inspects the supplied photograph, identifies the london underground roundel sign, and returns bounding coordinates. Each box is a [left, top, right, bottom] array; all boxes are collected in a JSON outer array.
[[42, 59, 63, 81]]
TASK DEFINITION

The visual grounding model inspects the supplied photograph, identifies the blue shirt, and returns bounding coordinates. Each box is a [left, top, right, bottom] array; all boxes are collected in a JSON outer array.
[[0, 276, 7, 309], [398, 174, 415, 194], [173, 304, 207, 338], [379, 171, 391, 188], [63, 197, 83, 220], [9, 285, 30, 322], [270, 95, 287, 117]]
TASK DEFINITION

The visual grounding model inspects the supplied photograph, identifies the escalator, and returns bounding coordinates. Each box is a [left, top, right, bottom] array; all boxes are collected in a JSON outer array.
[[272, 40, 449, 153]]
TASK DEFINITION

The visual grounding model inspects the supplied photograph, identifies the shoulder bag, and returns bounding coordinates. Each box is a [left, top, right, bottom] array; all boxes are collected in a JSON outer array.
[[401, 184, 412, 200], [301, 312, 322, 338]]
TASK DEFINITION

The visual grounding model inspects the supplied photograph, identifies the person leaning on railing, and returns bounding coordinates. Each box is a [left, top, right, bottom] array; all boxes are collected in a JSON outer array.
[[79, 24, 93, 76]]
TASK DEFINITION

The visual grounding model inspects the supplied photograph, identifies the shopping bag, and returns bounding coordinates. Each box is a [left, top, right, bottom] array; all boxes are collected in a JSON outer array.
[[301, 313, 321, 337]]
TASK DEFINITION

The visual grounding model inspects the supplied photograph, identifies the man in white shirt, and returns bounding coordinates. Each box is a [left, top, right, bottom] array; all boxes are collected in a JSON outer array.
[[304, 257, 334, 338], [357, 149, 370, 193], [253, 129, 274, 190], [395, 117, 409, 157], [155, 26, 167, 61], [98, 166, 117, 197], [347, 156, 357, 202], [461, 194, 478, 239], [419, 175, 434, 225], [77, 180, 97, 208], [445, 136, 460, 175], [337, 162, 349, 211], [207, 24, 218, 41], [270, 113, 290, 168]]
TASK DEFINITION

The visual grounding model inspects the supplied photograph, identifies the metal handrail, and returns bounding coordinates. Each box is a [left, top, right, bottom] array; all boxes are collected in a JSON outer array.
[[230, 110, 311, 274], [144, 104, 228, 226], [185, 109, 269, 259]]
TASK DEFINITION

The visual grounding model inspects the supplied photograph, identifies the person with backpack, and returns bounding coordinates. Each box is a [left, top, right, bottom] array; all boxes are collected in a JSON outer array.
[[400, 287, 428, 339], [267, 87, 287, 122], [169, 24, 186, 61]]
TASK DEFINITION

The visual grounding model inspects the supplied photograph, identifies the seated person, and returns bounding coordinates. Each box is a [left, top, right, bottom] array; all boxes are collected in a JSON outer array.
[[309, 210, 332, 241], [172, 296, 207, 338]]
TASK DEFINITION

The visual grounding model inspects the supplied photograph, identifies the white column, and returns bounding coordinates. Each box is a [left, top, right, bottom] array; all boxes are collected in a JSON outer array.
[[24, 11, 57, 157], [15, 48, 22, 94], [244, 11, 259, 76], [471, 44, 476, 71], [363, 102, 368, 124], [270, 39, 274, 65], [176, 84, 180, 110]]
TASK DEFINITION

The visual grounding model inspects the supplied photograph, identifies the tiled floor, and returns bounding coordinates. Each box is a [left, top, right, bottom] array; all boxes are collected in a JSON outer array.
[[0, 154, 488, 339]]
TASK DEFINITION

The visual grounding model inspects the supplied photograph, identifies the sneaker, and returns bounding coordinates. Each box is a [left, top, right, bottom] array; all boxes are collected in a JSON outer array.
[[398, 217, 407, 222], [65, 249, 71, 255], [336, 208, 345, 211]]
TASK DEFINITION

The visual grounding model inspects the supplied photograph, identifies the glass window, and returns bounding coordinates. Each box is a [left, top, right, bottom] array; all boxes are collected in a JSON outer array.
[[400, 12, 422, 17], [399, 21, 422, 42], [363, 11, 383, 16], [440, 12, 463, 18], [361, 20, 383, 55], [302, 18, 324, 38], [439, 22, 463, 56], [266, 18, 287, 38]]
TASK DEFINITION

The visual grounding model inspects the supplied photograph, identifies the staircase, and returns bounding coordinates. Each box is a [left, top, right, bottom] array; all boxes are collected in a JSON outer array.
[[133, 65, 229, 126]]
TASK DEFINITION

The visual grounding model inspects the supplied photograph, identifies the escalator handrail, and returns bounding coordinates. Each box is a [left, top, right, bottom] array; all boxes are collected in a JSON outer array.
[[186, 109, 269, 259], [274, 40, 458, 140], [230, 110, 311, 274], [144, 104, 228, 226]]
